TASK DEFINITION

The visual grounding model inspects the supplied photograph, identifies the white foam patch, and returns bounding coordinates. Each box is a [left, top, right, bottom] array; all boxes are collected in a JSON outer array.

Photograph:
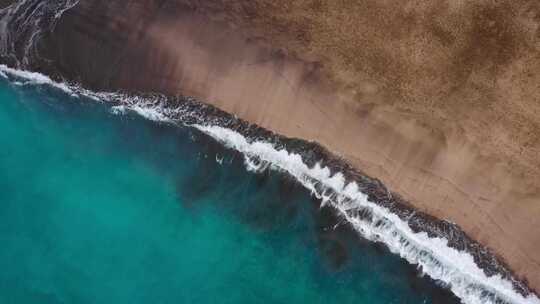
[[1, 65, 538, 304], [111, 104, 172, 122], [0, 64, 73, 94]]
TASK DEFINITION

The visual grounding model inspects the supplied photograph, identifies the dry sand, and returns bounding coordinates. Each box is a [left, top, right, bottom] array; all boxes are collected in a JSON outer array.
[[30, 0, 540, 292]]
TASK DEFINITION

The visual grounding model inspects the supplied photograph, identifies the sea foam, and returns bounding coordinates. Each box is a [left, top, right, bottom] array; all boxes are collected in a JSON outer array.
[[0, 64, 74, 94], [1, 64, 538, 304]]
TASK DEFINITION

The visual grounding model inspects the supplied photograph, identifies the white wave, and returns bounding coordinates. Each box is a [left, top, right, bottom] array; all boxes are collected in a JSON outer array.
[[129, 106, 171, 122], [193, 125, 540, 304], [0, 64, 177, 123], [110, 105, 128, 115], [111, 104, 172, 122], [0, 64, 73, 94], [1, 65, 538, 304]]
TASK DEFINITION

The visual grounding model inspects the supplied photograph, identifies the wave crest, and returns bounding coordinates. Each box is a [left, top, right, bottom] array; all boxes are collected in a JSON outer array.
[[194, 125, 539, 304]]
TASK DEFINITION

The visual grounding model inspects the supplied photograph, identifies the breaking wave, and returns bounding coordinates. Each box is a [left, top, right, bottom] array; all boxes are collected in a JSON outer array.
[[0, 64, 539, 304], [194, 125, 538, 304]]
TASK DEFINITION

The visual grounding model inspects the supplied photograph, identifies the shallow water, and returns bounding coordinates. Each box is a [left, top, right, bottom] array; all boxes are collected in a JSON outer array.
[[0, 78, 460, 303]]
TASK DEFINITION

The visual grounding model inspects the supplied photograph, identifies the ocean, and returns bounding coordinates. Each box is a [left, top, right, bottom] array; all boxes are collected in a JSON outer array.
[[0, 71, 466, 303]]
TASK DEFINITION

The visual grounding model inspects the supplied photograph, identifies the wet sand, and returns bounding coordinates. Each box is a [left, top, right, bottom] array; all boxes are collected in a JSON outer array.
[[2, 0, 539, 293]]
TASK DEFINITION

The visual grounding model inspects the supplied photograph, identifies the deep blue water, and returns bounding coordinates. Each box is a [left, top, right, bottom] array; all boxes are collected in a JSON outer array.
[[0, 78, 460, 303]]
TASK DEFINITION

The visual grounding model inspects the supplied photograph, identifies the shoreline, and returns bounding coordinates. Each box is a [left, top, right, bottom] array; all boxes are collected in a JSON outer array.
[[1, 0, 540, 300], [1, 64, 538, 303]]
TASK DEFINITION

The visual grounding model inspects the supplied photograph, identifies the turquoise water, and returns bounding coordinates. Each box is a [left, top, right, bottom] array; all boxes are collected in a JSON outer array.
[[0, 78, 459, 303]]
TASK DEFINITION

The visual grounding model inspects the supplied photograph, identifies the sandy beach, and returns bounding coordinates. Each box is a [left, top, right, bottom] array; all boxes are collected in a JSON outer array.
[[2, 0, 539, 294]]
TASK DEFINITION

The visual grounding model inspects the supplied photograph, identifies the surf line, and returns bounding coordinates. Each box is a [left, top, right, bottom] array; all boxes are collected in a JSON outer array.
[[1, 63, 539, 304]]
